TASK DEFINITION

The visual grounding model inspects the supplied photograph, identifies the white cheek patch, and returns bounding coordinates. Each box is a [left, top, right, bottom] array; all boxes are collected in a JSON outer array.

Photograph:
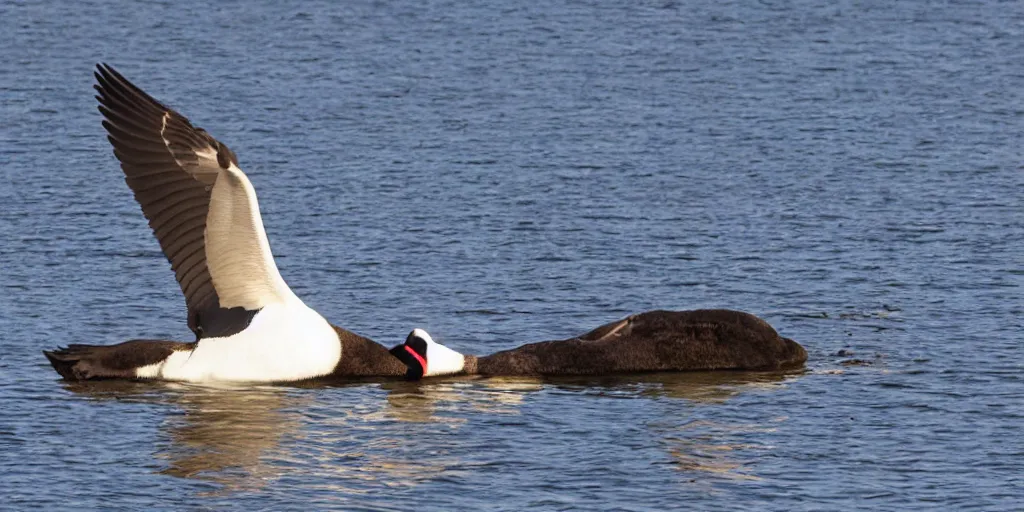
[[415, 330, 465, 377]]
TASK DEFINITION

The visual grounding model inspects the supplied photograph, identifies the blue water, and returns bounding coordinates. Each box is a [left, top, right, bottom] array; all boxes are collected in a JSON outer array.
[[1, 0, 1021, 509]]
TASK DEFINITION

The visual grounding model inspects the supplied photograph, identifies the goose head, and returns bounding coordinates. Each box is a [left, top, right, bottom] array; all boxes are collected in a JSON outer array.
[[389, 328, 465, 380]]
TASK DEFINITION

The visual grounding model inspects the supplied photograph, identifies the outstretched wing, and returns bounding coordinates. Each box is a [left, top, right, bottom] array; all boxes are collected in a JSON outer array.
[[94, 64, 293, 339]]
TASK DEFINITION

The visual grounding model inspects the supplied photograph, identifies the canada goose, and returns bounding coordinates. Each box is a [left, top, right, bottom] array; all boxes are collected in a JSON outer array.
[[43, 65, 806, 383]]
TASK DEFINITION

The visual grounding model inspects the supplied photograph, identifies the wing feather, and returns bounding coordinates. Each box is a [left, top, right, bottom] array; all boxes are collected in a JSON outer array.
[[95, 63, 290, 338]]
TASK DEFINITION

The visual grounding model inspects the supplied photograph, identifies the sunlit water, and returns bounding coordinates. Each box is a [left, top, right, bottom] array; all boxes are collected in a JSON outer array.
[[1, 0, 1021, 509]]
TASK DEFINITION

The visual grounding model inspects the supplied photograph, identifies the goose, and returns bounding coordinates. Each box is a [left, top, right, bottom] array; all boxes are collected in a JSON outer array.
[[44, 64, 806, 383]]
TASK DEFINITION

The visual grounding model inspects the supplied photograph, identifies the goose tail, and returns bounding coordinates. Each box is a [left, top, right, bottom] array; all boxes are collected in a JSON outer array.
[[43, 340, 192, 381]]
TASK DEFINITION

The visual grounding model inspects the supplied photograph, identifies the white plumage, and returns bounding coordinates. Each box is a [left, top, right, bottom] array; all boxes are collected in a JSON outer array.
[[139, 301, 341, 382], [137, 162, 341, 383]]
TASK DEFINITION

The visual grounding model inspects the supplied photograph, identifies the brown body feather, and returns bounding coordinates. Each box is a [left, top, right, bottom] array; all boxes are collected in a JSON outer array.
[[330, 326, 409, 377], [44, 341, 194, 381], [466, 310, 806, 376]]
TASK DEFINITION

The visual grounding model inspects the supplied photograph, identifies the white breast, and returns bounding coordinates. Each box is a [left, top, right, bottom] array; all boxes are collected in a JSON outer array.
[[155, 300, 341, 383]]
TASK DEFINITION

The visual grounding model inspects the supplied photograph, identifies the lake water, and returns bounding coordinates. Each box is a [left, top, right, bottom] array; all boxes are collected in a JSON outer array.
[[1, 0, 1021, 509]]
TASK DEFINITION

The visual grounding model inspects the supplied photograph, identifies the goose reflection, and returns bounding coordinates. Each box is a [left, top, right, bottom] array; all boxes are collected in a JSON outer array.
[[377, 371, 804, 483], [63, 380, 305, 493], [60, 378, 515, 494], [379, 376, 543, 424], [61, 370, 802, 492], [155, 384, 302, 487], [541, 370, 800, 403], [537, 370, 804, 483]]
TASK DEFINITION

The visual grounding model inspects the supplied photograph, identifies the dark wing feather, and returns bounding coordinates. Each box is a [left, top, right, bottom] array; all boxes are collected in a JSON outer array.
[[94, 63, 255, 339]]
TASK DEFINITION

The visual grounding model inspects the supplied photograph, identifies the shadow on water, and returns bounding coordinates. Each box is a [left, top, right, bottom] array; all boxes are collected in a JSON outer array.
[[59, 370, 803, 493]]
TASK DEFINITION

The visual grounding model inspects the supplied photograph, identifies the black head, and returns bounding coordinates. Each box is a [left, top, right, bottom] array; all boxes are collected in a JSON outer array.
[[389, 330, 429, 380]]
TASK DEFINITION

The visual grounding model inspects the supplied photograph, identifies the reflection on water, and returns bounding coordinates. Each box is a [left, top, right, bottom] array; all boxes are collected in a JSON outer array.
[[64, 381, 306, 493], [662, 417, 787, 483], [62, 371, 800, 494], [543, 371, 803, 483], [543, 370, 802, 403], [157, 385, 303, 491], [380, 377, 543, 424]]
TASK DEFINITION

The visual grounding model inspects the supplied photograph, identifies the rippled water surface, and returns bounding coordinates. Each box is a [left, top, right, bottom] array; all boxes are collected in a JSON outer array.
[[1, 0, 1022, 509]]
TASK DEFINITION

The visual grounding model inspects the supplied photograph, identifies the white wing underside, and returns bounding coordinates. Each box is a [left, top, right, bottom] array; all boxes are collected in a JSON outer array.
[[204, 161, 296, 309]]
